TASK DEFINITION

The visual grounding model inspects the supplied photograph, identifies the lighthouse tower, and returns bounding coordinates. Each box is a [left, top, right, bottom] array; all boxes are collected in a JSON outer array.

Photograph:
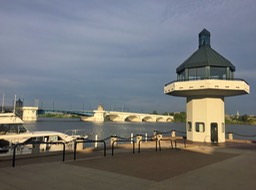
[[164, 29, 250, 143]]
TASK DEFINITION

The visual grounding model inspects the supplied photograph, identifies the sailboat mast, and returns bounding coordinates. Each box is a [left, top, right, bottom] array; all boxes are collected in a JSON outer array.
[[13, 94, 16, 114]]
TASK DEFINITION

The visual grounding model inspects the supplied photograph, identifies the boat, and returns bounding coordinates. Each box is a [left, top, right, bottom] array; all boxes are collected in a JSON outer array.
[[0, 112, 87, 156]]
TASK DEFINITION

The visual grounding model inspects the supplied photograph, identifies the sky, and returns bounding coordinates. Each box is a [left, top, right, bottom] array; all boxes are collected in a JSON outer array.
[[0, 0, 255, 115]]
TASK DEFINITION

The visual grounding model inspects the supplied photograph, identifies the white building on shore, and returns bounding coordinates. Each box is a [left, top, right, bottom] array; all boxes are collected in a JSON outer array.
[[22, 106, 38, 122]]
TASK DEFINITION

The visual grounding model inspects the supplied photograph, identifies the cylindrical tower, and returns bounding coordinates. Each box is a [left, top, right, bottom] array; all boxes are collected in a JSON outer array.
[[164, 29, 250, 143]]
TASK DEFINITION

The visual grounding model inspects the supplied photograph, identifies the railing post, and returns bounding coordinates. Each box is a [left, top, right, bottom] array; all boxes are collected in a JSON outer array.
[[132, 140, 135, 154], [138, 140, 142, 153], [12, 144, 17, 168], [74, 141, 77, 160], [158, 139, 162, 151], [111, 140, 116, 156], [95, 135, 98, 148], [136, 134, 142, 145], [155, 138, 158, 151], [170, 140, 174, 149], [103, 140, 106, 157], [111, 135, 117, 147], [62, 143, 65, 162]]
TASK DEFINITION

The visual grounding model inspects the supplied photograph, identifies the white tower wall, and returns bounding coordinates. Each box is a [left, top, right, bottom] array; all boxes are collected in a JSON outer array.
[[186, 97, 225, 143]]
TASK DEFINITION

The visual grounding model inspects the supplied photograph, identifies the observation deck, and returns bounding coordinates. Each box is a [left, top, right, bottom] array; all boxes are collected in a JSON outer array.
[[164, 79, 250, 97]]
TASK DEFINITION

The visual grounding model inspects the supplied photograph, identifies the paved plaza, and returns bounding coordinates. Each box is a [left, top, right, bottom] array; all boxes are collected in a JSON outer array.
[[0, 141, 256, 190]]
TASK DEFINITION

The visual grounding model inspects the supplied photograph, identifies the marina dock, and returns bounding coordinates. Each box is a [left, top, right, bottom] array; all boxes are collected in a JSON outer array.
[[1, 140, 256, 190]]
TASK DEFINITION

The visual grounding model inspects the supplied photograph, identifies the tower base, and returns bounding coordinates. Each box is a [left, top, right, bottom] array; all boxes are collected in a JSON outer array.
[[186, 97, 225, 143]]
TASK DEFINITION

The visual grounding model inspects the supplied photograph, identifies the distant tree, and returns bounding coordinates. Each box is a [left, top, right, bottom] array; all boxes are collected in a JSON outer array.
[[169, 112, 175, 116], [174, 112, 186, 122], [152, 110, 158, 115], [239, 114, 251, 123]]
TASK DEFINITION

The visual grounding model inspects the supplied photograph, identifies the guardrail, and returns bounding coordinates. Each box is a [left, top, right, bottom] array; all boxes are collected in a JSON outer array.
[[9, 130, 187, 168], [12, 141, 66, 168], [158, 137, 187, 151], [137, 138, 158, 153], [111, 139, 135, 156]]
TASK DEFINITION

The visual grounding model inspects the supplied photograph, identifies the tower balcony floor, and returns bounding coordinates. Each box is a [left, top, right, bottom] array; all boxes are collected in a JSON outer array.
[[164, 79, 250, 97]]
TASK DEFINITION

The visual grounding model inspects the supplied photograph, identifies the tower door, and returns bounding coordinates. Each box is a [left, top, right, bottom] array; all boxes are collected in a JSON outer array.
[[211, 123, 218, 143]]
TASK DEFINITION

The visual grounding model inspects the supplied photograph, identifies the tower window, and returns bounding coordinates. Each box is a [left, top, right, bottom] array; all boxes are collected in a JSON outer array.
[[210, 67, 227, 79], [188, 67, 206, 80], [195, 122, 205, 132]]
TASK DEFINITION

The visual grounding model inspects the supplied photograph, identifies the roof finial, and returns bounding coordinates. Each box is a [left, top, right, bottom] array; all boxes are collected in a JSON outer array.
[[199, 28, 210, 48]]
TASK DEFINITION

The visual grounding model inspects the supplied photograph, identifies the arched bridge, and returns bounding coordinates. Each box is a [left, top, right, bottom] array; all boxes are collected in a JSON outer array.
[[81, 110, 173, 123], [106, 111, 173, 122]]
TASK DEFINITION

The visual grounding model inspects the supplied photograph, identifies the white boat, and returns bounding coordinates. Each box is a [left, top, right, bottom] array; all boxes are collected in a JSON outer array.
[[0, 112, 87, 156]]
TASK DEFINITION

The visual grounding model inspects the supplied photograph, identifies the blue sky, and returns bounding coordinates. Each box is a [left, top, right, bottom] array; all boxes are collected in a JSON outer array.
[[0, 0, 255, 114]]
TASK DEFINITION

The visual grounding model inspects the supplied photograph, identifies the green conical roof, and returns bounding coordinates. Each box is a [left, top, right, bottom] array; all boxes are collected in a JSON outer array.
[[176, 29, 235, 73]]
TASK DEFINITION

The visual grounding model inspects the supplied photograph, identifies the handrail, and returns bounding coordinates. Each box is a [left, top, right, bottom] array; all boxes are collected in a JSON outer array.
[[111, 139, 135, 156], [158, 136, 186, 151], [12, 141, 66, 168], [73, 139, 106, 160], [137, 138, 158, 153]]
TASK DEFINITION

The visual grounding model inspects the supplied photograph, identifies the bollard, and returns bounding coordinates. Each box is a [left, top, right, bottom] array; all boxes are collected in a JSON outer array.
[[136, 134, 143, 145], [171, 130, 176, 137], [228, 132, 233, 140], [145, 133, 148, 142], [157, 133, 162, 141], [95, 135, 98, 148], [131, 133, 133, 144], [111, 135, 117, 146]]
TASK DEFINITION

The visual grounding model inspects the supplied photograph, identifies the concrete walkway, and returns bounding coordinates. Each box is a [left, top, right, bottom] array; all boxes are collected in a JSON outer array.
[[0, 142, 256, 190]]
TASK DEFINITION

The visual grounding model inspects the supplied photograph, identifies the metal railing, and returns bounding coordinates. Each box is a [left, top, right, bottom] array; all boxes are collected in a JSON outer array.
[[137, 138, 158, 153], [158, 137, 187, 151], [12, 141, 66, 167], [9, 130, 188, 168]]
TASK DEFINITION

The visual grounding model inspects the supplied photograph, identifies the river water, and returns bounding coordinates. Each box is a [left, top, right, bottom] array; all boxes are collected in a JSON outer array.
[[24, 118, 256, 141]]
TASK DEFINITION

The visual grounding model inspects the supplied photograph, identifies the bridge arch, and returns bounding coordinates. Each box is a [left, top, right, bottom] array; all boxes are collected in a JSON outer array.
[[125, 115, 141, 122], [108, 114, 124, 122], [156, 117, 165, 122], [166, 117, 173, 122], [142, 116, 155, 122]]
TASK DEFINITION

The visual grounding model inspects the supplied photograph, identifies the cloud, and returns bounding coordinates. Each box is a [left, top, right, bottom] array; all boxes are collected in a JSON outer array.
[[0, 0, 256, 114]]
